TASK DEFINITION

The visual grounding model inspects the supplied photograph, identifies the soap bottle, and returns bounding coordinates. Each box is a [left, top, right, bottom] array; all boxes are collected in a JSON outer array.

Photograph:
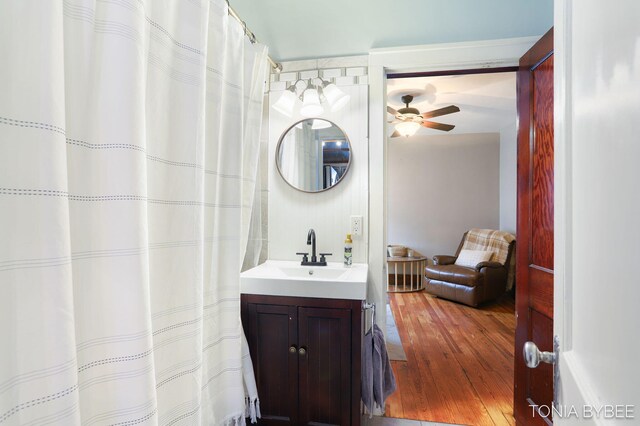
[[344, 233, 353, 267]]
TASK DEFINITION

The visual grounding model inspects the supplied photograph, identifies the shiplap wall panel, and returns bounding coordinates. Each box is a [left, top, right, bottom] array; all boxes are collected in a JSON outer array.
[[268, 84, 369, 264]]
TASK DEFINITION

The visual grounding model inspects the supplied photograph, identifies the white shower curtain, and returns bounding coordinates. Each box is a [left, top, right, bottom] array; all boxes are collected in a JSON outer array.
[[0, 0, 267, 425]]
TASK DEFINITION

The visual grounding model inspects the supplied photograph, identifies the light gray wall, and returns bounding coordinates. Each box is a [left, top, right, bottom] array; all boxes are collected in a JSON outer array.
[[387, 133, 500, 258], [499, 121, 517, 234]]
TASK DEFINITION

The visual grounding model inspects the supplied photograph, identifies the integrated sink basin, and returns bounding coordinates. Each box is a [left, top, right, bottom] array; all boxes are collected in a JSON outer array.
[[240, 260, 368, 300]]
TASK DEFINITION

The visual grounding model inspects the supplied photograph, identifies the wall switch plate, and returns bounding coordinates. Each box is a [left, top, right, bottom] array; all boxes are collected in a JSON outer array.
[[350, 215, 363, 236]]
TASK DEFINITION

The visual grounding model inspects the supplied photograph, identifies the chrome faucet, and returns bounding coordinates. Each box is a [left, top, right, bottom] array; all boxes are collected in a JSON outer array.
[[295, 228, 332, 266]]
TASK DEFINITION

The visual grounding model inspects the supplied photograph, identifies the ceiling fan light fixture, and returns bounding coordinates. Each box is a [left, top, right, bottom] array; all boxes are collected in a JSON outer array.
[[300, 87, 324, 117], [272, 86, 297, 117], [388, 95, 460, 137], [395, 121, 421, 137]]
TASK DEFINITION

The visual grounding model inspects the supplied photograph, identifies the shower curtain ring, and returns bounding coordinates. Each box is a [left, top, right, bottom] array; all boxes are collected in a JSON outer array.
[[242, 21, 256, 44]]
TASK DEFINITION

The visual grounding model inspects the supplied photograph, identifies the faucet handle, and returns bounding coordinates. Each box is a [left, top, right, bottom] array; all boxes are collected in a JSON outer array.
[[296, 252, 309, 264], [319, 253, 332, 263]]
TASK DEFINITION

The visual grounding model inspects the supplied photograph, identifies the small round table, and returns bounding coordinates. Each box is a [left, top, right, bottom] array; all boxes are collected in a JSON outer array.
[[387, 255, 428, 292]]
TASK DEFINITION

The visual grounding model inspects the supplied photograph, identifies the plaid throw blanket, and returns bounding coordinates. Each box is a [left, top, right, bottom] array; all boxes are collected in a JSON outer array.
[[461, 228, 515, 266]]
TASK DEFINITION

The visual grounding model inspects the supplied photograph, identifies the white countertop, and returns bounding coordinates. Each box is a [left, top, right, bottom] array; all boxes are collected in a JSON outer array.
[[240, 260, 368, 300]]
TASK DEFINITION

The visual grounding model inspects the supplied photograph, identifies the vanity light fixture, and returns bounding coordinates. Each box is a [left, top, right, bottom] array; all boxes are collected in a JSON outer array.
[[272, 77, 350, 118], [320, 80, 350, 112], [272, 86, 298, 117], [300, 85, 323, 117]]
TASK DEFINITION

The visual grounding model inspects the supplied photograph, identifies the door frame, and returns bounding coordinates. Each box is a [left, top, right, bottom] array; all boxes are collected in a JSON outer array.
[[367, 36, 541, 335], [553, 0, 595, 421], [367, 5, 594, 422]]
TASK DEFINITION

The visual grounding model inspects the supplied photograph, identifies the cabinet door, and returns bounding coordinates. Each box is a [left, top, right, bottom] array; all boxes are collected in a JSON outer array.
[[298, 307, 352, 426], [245, 303, 298, 425]]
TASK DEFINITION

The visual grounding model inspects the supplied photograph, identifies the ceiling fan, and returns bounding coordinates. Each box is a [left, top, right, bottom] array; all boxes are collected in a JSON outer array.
[[387, 95, 460, 137]]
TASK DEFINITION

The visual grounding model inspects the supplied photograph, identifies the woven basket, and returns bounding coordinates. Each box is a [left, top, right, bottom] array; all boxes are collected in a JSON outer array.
[[387, 245, 408, 257]]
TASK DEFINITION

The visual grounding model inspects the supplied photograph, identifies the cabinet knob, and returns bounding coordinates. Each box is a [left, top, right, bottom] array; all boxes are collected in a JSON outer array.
[[298, 347, 307, 356], [289, 345, 297, 354]]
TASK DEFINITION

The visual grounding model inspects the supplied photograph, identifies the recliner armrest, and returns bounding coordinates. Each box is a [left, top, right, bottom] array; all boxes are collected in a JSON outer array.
[[433, 255, 456, 265], [475, 261, 504, 271]]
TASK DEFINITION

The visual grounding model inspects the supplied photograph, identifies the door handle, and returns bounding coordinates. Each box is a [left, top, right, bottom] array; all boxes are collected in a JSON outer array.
[[289, 345, 297, 354], [523, 341, 556, 368], [523, 337, 560, 411], [298, 347, 307, 356]]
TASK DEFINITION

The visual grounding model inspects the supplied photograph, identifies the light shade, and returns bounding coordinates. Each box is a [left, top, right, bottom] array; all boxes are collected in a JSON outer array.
[[272, 88, 297, 117], [395, 121, 421, 137], [300, 88, 324, 117], [323, 83, 350, 112], [311, 119, 332, 129]]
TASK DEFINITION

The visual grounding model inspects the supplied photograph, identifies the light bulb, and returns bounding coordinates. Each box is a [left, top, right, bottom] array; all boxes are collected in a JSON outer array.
[[395, 121, 421, 137], [300, 88, 324, 117], [272, 87, 297, 117]]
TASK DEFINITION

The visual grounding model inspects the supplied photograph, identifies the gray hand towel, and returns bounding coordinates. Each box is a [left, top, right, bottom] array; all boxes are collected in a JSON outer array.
[[372, 323, 397, 408], [362, 323, 397, 416], [361, 328, 375, 415]]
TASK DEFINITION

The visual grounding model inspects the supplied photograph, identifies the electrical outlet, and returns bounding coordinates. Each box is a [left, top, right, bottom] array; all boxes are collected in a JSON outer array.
[[350, 215, 363, 236]]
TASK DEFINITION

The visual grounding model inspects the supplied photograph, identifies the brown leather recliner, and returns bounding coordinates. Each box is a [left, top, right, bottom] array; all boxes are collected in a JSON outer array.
[[424, 230, 515, 307]]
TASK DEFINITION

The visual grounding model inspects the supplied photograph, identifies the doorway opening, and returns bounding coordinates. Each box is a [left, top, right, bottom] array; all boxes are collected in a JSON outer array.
[[383, 68, 518, 425]]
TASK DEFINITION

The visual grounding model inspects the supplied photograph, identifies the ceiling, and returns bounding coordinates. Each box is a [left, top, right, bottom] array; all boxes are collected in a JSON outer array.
[[387, 72, 516, 137], [229, 0, 553, 61]]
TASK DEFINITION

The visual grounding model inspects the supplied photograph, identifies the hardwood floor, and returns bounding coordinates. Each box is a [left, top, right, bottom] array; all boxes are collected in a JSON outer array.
[[385, 291, 516, 426]]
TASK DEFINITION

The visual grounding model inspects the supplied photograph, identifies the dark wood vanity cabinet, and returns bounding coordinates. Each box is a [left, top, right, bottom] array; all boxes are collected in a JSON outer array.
[[241, 294, 362, 426]]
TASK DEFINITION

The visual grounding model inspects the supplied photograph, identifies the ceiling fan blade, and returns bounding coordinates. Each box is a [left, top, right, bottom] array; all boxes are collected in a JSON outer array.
[[390, 130, 401, 138], [421, 105, 460, 119], [387, 106, 399, 116], [422, 121, 455, 132]]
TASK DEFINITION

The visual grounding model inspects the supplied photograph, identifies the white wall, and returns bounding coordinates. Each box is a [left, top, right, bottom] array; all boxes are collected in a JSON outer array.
[[499, 121, 517, 234], [387, 133, 500, 258], [554, 1, 640, 421], [268, 83, 369, 264]]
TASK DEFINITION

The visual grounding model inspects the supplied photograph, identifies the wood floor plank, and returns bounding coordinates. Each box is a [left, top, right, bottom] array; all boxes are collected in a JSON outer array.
[[385, 292, 516, 425], [391, 295, 452, 421]]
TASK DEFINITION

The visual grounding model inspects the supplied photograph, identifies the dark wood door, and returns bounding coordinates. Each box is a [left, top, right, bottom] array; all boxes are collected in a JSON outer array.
[[514, 28, 555, 425], [245, 302, 299, 425], [298, 307, 352, 426]]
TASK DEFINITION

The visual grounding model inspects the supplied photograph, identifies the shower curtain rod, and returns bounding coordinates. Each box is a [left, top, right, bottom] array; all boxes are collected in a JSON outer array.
[[226, 1, 283, 73]]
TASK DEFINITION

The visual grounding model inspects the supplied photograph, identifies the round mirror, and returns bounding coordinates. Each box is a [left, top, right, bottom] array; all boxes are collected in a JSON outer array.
[[276, 119, 352, 193]]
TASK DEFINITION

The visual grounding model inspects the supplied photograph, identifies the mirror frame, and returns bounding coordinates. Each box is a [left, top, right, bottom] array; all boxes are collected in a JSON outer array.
[[275, 118, 353, 193]]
